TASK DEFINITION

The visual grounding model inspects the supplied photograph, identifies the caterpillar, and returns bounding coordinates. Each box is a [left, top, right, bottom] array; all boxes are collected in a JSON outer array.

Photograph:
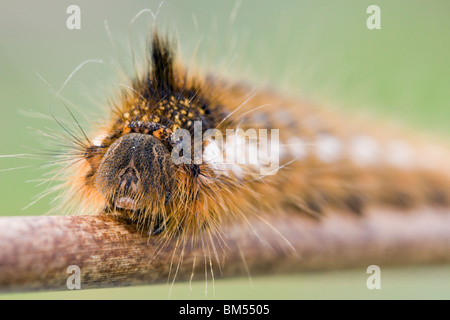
[[53, 29, 450, 250], [19, 23, 450, 290]]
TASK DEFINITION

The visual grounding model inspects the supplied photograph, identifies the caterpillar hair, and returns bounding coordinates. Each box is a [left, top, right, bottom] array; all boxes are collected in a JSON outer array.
[[32, 27, 450, 287]]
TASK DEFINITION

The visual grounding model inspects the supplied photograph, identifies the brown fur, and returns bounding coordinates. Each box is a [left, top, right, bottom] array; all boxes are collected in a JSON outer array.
[[61, 31, 450, 252]]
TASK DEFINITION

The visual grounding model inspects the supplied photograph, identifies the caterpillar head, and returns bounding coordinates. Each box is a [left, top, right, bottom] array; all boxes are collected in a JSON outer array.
[[95, 133, 175, 215], [59, 31, 235, 236]]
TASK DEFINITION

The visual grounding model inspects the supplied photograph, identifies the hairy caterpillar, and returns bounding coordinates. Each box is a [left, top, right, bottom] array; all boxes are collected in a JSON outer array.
[[47, 26, 450, 277], [0, 1, 449, 301], [3, 5, 445, 292]]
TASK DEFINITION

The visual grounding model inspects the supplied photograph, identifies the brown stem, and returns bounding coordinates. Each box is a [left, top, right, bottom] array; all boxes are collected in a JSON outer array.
[[0, 207, 450, 293]]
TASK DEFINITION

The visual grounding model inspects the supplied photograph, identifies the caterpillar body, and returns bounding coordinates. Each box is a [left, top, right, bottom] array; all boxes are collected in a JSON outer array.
[[55, 31, 450, 278]]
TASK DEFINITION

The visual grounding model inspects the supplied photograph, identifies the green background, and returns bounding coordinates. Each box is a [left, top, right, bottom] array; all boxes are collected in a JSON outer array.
[[0, 0, 449, 299]]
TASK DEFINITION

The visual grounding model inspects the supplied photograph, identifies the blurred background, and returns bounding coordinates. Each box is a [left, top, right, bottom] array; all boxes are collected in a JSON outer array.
[[0, 0, 449, 299]]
